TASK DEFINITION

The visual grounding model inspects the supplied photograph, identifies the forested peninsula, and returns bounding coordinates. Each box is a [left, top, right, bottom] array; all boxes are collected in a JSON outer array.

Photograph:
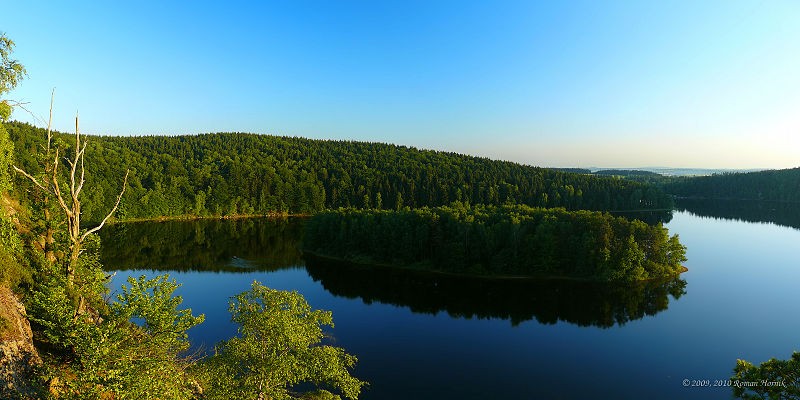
[[4, 121, 674, 222], [303, 204, 687, 282]]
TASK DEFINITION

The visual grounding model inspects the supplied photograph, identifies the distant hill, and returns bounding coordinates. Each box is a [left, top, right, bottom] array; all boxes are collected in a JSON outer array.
[[664, 168, 800, 203], [592, 167, 764, 177], [5, 121, 674, 222], [551, 168, 592, 174], [593, 169, 662, 178]]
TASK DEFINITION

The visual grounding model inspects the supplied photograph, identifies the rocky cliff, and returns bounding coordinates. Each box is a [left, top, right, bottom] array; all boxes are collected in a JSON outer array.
[[0, 285, 41, 399]]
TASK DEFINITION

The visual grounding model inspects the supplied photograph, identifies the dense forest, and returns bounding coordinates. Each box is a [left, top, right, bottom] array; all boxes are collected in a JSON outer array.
[[1, 36, 365, 398], [676, 198, 800, 231], [303, 204, 687, 282], [664, 168, 800, 203], [4, 121, 675, 222], [6, 28, 797, 399]]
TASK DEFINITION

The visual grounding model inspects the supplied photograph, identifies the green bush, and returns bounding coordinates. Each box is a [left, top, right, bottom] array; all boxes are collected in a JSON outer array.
[[0, 215, 29, 287]]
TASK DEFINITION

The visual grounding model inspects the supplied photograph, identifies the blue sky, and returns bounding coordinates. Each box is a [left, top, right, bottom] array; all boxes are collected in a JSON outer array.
[[4, 1, 799, 168]]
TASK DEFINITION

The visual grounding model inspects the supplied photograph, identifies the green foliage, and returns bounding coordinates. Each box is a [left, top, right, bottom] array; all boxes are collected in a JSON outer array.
[[0, 33, 26, 125], [25, 234, 108, 341], [0, 213, 29, 287], [304, 204, 687, 282], [4, 121, 675, 222], [199, 281, 366, 400], [676, 198, 800, 231], [0, 102, 10, 122], [665, 168, 800, 203], [26, 254, 82, 348], [0, 124, 14, 193], [30, 272, 205, 399], [111, 274, 205, 356], [0, 33, 27, 99], [733, 352, 800, 399]]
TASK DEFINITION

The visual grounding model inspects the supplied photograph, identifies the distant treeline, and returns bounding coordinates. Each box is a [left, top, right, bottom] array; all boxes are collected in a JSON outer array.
[[303, 204, 687, 282], [5, 121, 674, 222], [593, 169, 662, 178], [664, 168, 800, 203], [676, 198, 800, 231]]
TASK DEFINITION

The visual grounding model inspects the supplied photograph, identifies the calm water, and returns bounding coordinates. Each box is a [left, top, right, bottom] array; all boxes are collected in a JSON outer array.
[[101, 205, 800, 399]]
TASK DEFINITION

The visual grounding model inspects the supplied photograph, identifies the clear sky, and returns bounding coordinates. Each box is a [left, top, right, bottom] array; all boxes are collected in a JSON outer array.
[[3, 1, 799, 169]]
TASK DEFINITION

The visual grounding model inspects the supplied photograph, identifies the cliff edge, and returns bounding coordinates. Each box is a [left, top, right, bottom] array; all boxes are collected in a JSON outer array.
[[0, 285, 41, 399]]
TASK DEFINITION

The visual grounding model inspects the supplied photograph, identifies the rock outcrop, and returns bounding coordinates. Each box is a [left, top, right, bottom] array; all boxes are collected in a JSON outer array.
[[0, 285, 41, 399]]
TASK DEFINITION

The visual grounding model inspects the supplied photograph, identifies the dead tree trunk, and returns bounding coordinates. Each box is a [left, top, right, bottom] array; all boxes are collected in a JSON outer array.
[[14, 102, 128, 287]]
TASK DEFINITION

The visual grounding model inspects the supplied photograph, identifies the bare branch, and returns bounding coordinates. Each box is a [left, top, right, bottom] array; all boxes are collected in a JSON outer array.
[[3, 100, 47, 127], [50, 148, 73, 218], [75, 141, 87, 197], [69, 114, 80, 200], [2, 88, 55, 130], [47, 88, 54, 156], [12, 165, 46, 190], [3, 100, 31, 107], [82, 169, 129, 241]]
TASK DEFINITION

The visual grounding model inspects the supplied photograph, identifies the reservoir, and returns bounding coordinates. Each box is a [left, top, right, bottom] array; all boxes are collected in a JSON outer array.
[[101, 203, 800, 399]]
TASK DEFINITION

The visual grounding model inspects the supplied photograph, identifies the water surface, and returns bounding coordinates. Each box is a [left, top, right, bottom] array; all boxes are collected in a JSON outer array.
[[101, 206, 800, 399]]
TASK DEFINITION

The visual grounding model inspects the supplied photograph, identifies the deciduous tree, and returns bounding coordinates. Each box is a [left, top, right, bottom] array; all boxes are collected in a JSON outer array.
[[200, 281, 366, 400], [733, 352, 800, 399]]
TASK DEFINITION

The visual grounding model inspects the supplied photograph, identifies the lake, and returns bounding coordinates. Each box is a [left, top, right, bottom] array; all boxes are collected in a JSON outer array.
[[101, 202, 800, 399]]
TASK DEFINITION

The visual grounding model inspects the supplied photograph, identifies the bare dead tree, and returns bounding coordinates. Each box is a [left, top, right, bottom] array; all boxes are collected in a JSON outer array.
[[15, 90, 58, 262], [14, 98, 128, 287]]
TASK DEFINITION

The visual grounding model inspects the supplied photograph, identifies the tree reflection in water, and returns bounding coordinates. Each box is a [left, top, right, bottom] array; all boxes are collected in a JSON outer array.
[[100, 217, 304, 272], [305, 255, 686, 328], [101, 217, 686, 329]]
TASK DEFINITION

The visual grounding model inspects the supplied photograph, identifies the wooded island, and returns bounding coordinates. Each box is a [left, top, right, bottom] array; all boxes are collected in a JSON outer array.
[[304, 204, 687, 282]]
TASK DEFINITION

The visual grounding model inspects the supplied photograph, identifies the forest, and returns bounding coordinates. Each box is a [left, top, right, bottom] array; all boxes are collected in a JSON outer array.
[[303, 204, 687, 282], [4, 121, 675, 222], [664, 167, 800, 203], [2, 28, 795, 400], [676, 198, 800, 231]]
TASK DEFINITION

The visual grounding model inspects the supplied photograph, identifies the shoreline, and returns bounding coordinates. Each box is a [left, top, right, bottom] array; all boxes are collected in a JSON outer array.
[[303, 250, 688, 284], [105, 212, 311, 225]]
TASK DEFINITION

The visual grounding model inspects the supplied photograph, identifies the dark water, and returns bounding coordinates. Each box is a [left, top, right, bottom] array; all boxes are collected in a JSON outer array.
[[101, 205, 800, 399]]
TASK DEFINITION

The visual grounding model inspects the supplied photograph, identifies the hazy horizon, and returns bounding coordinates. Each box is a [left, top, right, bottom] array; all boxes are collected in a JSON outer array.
[[5, 1, 799, 169]]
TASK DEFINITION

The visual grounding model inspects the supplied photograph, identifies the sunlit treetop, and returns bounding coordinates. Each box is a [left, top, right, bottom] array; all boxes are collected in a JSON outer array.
[[0, 33, 27, 121]]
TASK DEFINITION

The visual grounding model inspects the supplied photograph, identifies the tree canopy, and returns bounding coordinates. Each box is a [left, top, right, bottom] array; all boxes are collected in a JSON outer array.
[[198, 281, 366, 400], [664, 168, 800, 203], [4, 121, 675, 222], [733, 352, 800, 399], [304, 203, 687, 282], [0, 33, 27, 121]]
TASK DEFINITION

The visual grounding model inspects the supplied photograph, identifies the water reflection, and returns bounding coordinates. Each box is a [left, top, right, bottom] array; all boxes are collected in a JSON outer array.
[[305, 256, 687, 328], [608, 209, 673, 225], [100, 217, 304, 272], [677, 198, 800, 231], [101, 217, 686, 328]]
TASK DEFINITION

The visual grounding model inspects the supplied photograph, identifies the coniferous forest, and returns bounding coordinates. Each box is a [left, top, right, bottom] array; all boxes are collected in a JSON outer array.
[[664, 168, 800, 203]]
